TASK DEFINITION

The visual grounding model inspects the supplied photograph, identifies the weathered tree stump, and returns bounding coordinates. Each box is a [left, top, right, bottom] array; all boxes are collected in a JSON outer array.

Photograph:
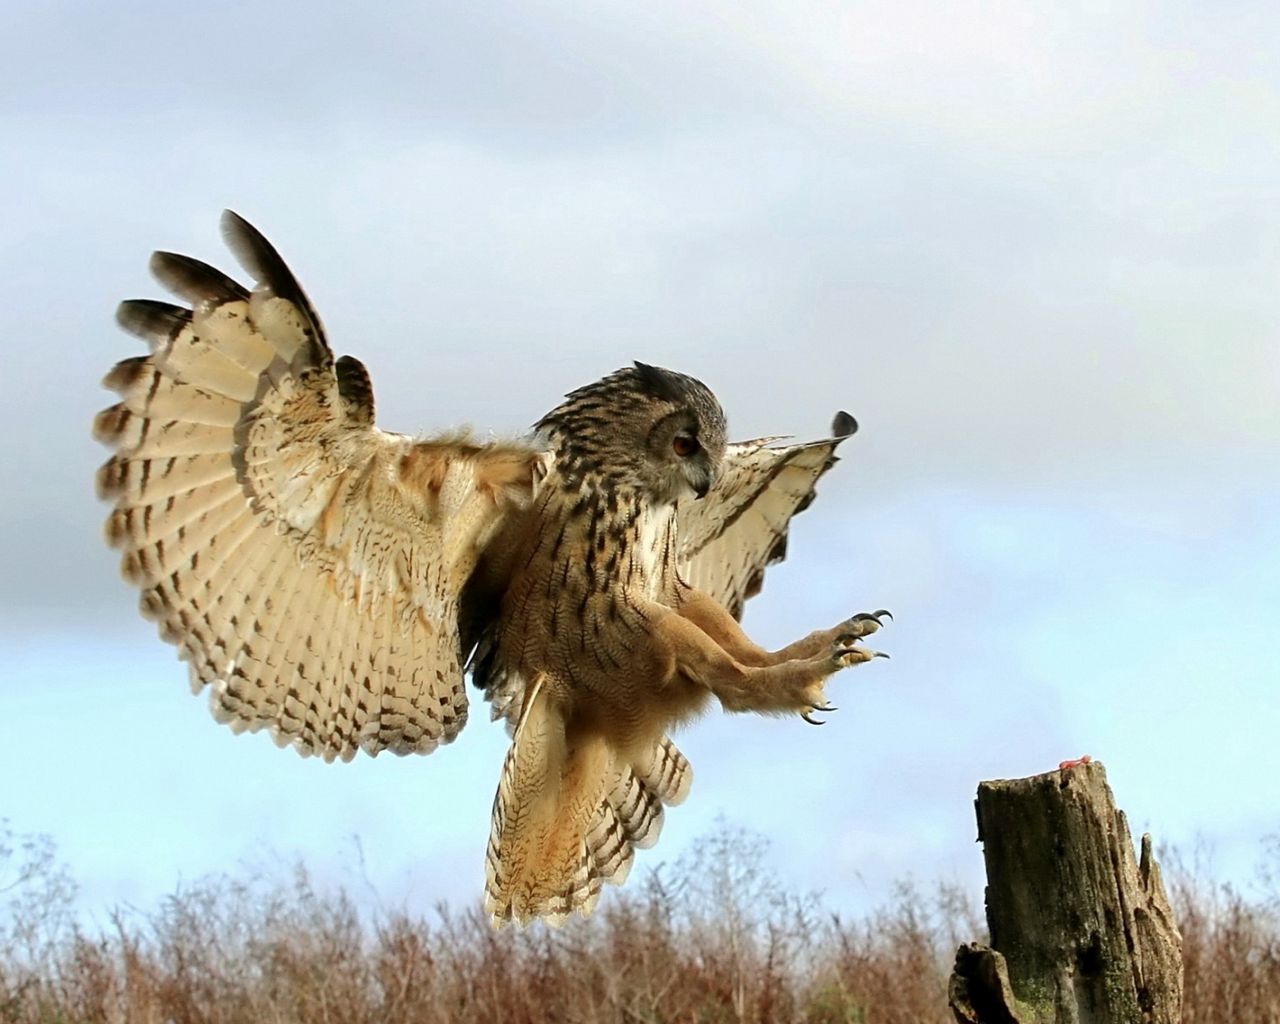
[[948, 760, 1182, 1024]]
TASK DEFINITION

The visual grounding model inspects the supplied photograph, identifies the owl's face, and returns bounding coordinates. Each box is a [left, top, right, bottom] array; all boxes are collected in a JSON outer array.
[[537, 362, 728, 504], [633, 363, 727, 503]]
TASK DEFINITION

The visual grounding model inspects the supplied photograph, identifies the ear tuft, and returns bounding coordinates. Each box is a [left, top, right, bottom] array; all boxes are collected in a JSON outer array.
[[632, 361, 684, 403]]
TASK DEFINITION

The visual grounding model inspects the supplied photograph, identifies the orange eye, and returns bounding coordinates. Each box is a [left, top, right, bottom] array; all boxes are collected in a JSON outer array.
[[673, 435, 700, 457]]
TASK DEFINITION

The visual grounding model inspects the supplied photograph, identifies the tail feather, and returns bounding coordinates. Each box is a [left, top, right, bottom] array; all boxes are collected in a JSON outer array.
[[583, 796, 632, 889], [606, 766, 664, 851], [484, 679, 693, 928], [635, 736, 693, 807]]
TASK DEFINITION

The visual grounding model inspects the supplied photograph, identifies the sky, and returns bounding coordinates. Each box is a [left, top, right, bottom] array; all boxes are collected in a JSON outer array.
[[1, 0, 1278, 924]]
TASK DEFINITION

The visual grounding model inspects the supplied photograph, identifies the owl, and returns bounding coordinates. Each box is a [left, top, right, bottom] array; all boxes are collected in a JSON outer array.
[[95, 212, 890, 926]]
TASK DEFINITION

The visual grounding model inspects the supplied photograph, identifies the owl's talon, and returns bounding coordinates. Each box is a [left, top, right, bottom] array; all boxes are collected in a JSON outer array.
[[827, 635, 891, 670], [801, 711, 826, 726], [837, 610, 892, 641]]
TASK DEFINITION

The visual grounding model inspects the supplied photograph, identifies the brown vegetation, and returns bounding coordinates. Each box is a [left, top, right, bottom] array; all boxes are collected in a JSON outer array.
[[1167, 839, 1280, 1024], [1, 823, 1277, 1023]]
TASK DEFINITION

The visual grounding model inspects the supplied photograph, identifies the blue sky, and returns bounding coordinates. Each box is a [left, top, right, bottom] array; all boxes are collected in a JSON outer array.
[[1, 0, 1277, 920]]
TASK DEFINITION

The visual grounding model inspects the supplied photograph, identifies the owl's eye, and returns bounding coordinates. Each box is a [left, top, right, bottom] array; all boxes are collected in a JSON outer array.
[[672, 434, 700, 458]]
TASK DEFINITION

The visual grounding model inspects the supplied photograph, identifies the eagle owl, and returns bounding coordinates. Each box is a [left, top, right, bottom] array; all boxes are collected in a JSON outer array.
[[95, 212, 890, 926]]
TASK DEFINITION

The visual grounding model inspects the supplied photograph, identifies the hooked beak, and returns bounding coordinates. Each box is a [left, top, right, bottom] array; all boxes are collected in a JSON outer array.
[[692, 465, 716, 500]]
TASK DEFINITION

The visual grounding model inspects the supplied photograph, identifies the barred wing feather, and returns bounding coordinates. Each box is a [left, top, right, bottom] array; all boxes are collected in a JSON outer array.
[[677, 412, 856, 619], [95, 211, 543, 762]]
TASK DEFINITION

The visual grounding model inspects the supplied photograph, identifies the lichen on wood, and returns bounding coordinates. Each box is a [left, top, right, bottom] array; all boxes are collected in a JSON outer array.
[[949, 760, 1182, 1024]]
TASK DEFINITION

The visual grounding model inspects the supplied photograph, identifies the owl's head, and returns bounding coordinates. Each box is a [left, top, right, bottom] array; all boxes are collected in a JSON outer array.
[[537, 362, 728, 504]]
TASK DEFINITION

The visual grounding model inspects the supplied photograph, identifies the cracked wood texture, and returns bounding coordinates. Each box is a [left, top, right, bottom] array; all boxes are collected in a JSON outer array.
[[949, 761, 1182, 1024]]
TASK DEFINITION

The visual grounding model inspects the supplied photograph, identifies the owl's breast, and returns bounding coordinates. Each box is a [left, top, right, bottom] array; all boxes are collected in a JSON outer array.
[[487, 486, 683, 711]]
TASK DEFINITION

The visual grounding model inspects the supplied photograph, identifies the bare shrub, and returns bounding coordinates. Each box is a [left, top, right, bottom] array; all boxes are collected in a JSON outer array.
[[1, 821, 1276, 1023], [1168, 838, 1280, 1024]]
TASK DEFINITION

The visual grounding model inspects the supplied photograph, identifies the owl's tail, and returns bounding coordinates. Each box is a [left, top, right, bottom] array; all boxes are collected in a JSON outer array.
[[483, 675, 691, 927]]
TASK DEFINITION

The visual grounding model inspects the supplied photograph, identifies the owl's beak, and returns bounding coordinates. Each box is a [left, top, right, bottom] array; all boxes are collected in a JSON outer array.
[[692, 465, 716, 500]]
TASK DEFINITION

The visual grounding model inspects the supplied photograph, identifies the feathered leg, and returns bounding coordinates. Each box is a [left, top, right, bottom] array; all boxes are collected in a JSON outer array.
[[655, 607, 886, 718], [674, 588, 890, 669]]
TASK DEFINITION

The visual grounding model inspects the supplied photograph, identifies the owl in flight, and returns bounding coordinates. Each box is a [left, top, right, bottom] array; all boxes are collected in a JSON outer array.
[[95, 212, 890, 926]]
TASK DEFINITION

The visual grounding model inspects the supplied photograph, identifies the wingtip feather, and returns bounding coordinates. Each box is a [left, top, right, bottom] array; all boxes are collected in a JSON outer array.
[[219, 210, 265, 277], [101, 356, 147, 395], [116, 299, 191, 348], [219, 210, 303, 303], [832, 410, 858, 438], [150, 251, 248, 305]]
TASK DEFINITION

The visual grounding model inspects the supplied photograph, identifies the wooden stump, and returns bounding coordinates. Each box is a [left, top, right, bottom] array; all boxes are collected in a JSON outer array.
[[948, 760, 1182, 1024]]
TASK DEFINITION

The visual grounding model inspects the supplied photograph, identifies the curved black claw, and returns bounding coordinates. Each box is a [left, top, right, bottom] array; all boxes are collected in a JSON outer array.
[[852, 609, 893, 625], [801, 711, 826, 726], [813, 702, 839, 713], [872, 651, 890, 660]]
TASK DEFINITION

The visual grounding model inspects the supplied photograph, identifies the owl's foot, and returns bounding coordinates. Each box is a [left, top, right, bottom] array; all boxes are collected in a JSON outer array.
[[796, 618, 889, 723], [664, 605, 888, 719]]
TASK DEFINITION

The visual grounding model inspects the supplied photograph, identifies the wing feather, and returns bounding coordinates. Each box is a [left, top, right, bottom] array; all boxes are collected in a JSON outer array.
[[677, 413, 856, 619], [97, 211, 544, 761]]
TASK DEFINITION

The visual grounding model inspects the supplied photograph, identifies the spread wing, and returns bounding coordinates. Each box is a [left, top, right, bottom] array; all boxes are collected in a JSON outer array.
[[95, 211, 544, 762], [677, 412, 856, 619]]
